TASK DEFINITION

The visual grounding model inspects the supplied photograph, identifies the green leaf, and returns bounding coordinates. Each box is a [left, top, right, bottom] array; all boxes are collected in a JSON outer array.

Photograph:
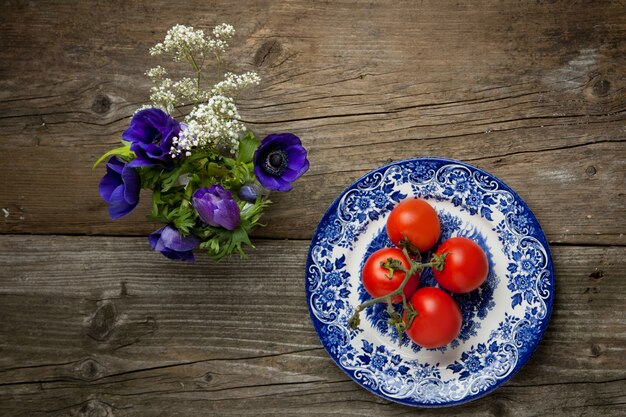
[[196, 222, 256, 262], [151, 189, 162, 218], [138, 166, 161, 190], [171, 205, 196, 235], [160, 187, 185, 205], [161, 165, 184, 192], [206, 162, 230, 178], [240, 198, 271, 228], [237, 131, 260, 163], [93, 141, 134, 169]]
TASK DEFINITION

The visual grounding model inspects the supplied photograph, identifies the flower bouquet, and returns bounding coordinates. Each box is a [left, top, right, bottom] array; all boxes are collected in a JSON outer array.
[[95, 24, 309, 261]]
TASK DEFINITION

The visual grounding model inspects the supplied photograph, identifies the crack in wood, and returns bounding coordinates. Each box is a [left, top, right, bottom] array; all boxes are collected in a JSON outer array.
[[464, 139, 626, 163], [509, 376, 626, 389]]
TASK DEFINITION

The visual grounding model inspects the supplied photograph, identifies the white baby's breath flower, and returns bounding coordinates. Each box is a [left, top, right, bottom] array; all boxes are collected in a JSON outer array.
[[149, 78, 176, 112], [146, 65, 168, 79], [146, 24, 256, 157], [171, 94, 245, 156], [212, 71, 261, 95], [206, 38, 228, 55], [206, 23, 235, 55], [173, 77, 208, 104], [213, 23, 235, 39], [150, 23, 236, 62], [150, 24, 208, 62]]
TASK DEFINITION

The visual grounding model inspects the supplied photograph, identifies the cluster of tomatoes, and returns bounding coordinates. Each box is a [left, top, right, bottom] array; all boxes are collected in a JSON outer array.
[[354, 198, 489, 348]]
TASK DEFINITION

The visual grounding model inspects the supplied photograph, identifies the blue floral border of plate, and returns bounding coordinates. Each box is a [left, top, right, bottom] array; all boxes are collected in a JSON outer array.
[[304, 157, 554, 407]]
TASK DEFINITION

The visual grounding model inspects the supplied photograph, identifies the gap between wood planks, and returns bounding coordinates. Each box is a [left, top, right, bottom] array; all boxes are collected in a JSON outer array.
[[0, 233, 624, 248]]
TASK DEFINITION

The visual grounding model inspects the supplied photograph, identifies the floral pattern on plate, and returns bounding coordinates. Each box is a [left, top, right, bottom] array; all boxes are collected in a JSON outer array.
[[305, 158, 554, 407]]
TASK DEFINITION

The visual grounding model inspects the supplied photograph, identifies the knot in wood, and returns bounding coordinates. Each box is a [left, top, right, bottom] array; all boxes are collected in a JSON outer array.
[[91, 94, 112, 114], [590, 343, 604, 357], [79, 399, 114, 417], [88, 301, 117, 341], [589, 269, 604, 280], [490, 399, 508, 417], [254, 40, 282, 67], [76, 358, 105, 381], [592, 79, 611, 97]]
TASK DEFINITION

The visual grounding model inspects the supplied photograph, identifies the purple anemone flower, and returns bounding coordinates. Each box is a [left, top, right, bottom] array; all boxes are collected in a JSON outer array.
[[123, 108, 180, 170], [149, 225, 199, 262], [192, 185, 240, 230], [238, 182, 269, 203], [238, 184, 258, 203], [98, 156, 140, 219], [253, 133, 309, 192]]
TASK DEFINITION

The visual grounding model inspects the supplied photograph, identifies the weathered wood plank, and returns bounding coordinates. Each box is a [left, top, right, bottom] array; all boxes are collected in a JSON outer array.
[[0, 0, 624, 243], [0, 235, 624, 416]]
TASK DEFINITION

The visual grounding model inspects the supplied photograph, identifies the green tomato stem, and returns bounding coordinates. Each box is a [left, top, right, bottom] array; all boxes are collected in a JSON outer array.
[[347, 245, 448, 343]]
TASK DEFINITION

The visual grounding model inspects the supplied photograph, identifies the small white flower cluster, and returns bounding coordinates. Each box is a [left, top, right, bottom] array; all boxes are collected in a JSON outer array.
[[149, 77, 176, 113], [171, 95, 246, 157], [150, 24, 208, 61], [212, 71, 261, 95], [207, 23, 235, 54], [145, 65, 168, 79], [145, 24, 257, 157], [173, 77, 203, 103], [147, 69, 210, 109], [150, 23, 235, 61], [213, 23, 235, 39]]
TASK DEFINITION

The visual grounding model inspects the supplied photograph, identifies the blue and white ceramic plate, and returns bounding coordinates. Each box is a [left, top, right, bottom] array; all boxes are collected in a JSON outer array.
[[305, 158, 554, 407]]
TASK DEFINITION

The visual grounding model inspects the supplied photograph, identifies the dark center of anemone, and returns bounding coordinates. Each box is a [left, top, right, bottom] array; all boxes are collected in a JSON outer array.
[[269, 152, 283, 167], [146, 125, 162, 143], [263, 150, 288, 176]]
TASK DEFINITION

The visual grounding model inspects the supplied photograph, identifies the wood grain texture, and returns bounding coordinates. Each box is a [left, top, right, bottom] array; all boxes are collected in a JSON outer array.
[[0, 0, 625, 243], [0, 236, 625, 416], [1, 1, 625, 416]]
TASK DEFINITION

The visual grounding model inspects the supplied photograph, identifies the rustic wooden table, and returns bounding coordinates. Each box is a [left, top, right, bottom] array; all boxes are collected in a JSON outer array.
[[1, 1, 625, 416]]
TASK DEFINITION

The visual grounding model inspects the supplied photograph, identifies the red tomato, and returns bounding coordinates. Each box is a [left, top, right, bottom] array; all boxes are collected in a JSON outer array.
[[362, 248, 419, 303], [403, 287, 462, 348], [433, 237, 489, 293], [386, 198, 440, 253]]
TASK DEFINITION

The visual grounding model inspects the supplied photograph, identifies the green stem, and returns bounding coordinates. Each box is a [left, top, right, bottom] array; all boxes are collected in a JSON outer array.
[[380, 257, 403, 279], [184, 44, 201, 72], [347, 246, 447, 341], [181, 182, 194, 208], [196, 71, 202, 99]]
